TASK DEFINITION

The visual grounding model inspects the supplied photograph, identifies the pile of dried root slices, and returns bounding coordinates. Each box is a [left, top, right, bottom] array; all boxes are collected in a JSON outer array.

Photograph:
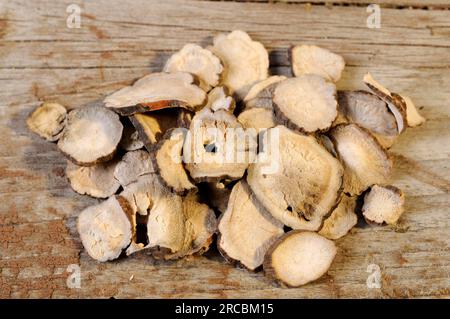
[[27, 31, 424, 288]]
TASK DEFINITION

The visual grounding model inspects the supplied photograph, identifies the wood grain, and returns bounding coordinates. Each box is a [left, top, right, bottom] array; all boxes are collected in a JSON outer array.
[[0, 0, 449, 298]]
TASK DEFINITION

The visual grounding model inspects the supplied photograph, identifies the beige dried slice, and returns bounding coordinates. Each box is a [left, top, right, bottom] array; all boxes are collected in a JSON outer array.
[[247, 126, 343, 230], [273, 75, 338, 133], [27, 102, 67, 141], [164, 43, 223, 91], [210, 30, 269, 99], [263, 231, 337, 287], [218, 181, 284, 270], [205, 86, 235, 112], [362, 185, 405, 225], [114, 150, 155, 187], [237, 107, 276, 130], [119, 124, 144, 151], [120, 174, 161, 216], [57, 106, 123, 166], [103, 72, 206, 115], [77, 196, 133, 262], [243, 76, 287, 103], [401, 95, 426, 127], [290, 45, 345, 83], [329, 124, 392, 196], [319, 195, 357, 240], [66, 159, 120, 198]]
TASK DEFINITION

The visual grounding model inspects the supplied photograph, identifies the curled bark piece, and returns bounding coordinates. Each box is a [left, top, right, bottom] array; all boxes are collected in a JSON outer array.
[[218, 181, 284, 270], [114, 150, 155, 187], [290, 45, 345, 82], [119, 124, 144, 151], [237, 107, 276, 130], [273, 75, 337, 133], [401, 95, 426, 127], [77, 196, 134, 262], [247, 126, 343, 230], [57, 106, 123, 166], [329, 124, 392, 196], [66, 159, 120, 198], [319, 195, 357, 240], [263, 231, 337, 287], [164, 43, 223, 92], [104, 72, 206, 115], [362, 185, 405, 225], [210, 30, 269, 99], [205, 86, 235, 112], [27, 102, 67, 141]]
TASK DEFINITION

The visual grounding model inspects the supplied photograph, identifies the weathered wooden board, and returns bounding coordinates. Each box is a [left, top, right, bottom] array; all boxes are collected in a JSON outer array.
[[0, 0, 449, 298]]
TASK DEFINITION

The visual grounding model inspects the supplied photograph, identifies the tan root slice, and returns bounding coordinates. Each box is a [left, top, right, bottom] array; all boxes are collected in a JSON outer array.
[[362, 185, 405, 225], [401, 95, 426, 127], [273, 75, 337, 133], [77, 196, 133, 262], [319, 195, 357, 240], [114, 150, 155, 187], [329, 124, 392, 196], [290, 45, 345, 82], [237, 107, 276, 130], [119, 124, 144, 151], [27, 102, 67, 141], [263, 231, 337, 287], [247, 126, 343, 230], [164, 43, 223, 91], [120, 174, 160, 216], [57, 106, 123, 166], [210, 30, 269, 99], [243, 76, 287, 103], [205, 86, 235, 112], [103, 72, 206, 115], [67, 159, 120, 198], [218, 181, 284, 270]]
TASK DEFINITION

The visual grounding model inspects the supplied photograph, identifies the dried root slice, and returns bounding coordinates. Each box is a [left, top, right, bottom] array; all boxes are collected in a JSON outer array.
[[57, 106, 123, 166], [243, 76, 287, 103], [248, 126, 343, 230], [218, 181, 284, 270], [263, 231, 337, 287], [120, 174, 161, 216], [119, 124, 144, 151], [237, 107, 276, 130], [154, 129, 196, 194], [363, 73, 407, 134], [114, 150, 155, 187], [164, 43, 223, 91], [329, 124, 392, 196], [210, 30, 269, 99], [273, 75, 337, 133], [402, 95, 426, 127], [362, 185, 405, 225], [66, 160, 120, 198], [27, 102, 67, 141], [77, 196, 133, 262], [103, 72, 206, 115], [319, 195, 357, 240], [290, 45, 345, 83], [205, 86, 235, 112]]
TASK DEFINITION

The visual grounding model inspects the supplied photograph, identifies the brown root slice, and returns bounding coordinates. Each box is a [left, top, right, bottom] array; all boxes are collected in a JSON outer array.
[[362, 185, 405, 225], [26, 102, 67, 141], [114, 149, 155, 187], [319, 194, 357, 240]]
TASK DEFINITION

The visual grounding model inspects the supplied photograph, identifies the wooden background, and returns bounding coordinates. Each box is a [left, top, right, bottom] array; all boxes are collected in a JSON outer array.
[[1, 0, 449, 298]]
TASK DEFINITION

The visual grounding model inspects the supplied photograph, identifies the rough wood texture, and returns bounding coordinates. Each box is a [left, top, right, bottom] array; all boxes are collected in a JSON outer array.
[[1, 0, 449, 298]]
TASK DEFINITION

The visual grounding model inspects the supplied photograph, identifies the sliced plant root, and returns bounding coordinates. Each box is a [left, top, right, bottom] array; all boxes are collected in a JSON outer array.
[[329, 123, 392, 196], [273, 75, 338, 133], [103, 72, 206, 115], [401, 94, 426, 127], [119, 123, 144, 151], [243, 75, 287, 103], [205, 86, 235, 112], [319, 194, 357, 240], [77, 196, 134, 262], [153, 129, 196, 194], [317, 134, 338, 158], [363, 73, 407, 134], [290, 45, 345, 82], [237, 107, 276, 130], [66, 159, 120, 198], [247, 126, 343, 230], [114, 149, 155, 187], [164, 43, 223, 92], [209, 30, 269, 99], [362, 185, 405, 225], [218, 181, 284, 270], [57, 106, 123, 166], [120, 174, 161, 216], [27, 102, 67, 141], [263, 231, 337, 287]]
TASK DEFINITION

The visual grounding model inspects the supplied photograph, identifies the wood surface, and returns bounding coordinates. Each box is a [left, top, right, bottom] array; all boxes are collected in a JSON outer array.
[[0, 0, 449, 298]]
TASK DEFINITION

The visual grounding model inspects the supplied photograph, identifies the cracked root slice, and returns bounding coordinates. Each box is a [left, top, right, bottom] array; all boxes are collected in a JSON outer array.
[[27, 102, 67, 141], [218, 181, 284, 270], [77, 196, 133, 262], [57, 106, 123, 166], [114, 150, 155, 187], [290, 45, 345, 82], [329, 124, 392, 196], [362, 185, 405, 225], [273, 75, 337, 133], [264, 231, 337, 287], [247, 126, 343, 230], [164, 43, 223, 91], [319, 195, 357, 240], [104, 72, 206, 115]]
